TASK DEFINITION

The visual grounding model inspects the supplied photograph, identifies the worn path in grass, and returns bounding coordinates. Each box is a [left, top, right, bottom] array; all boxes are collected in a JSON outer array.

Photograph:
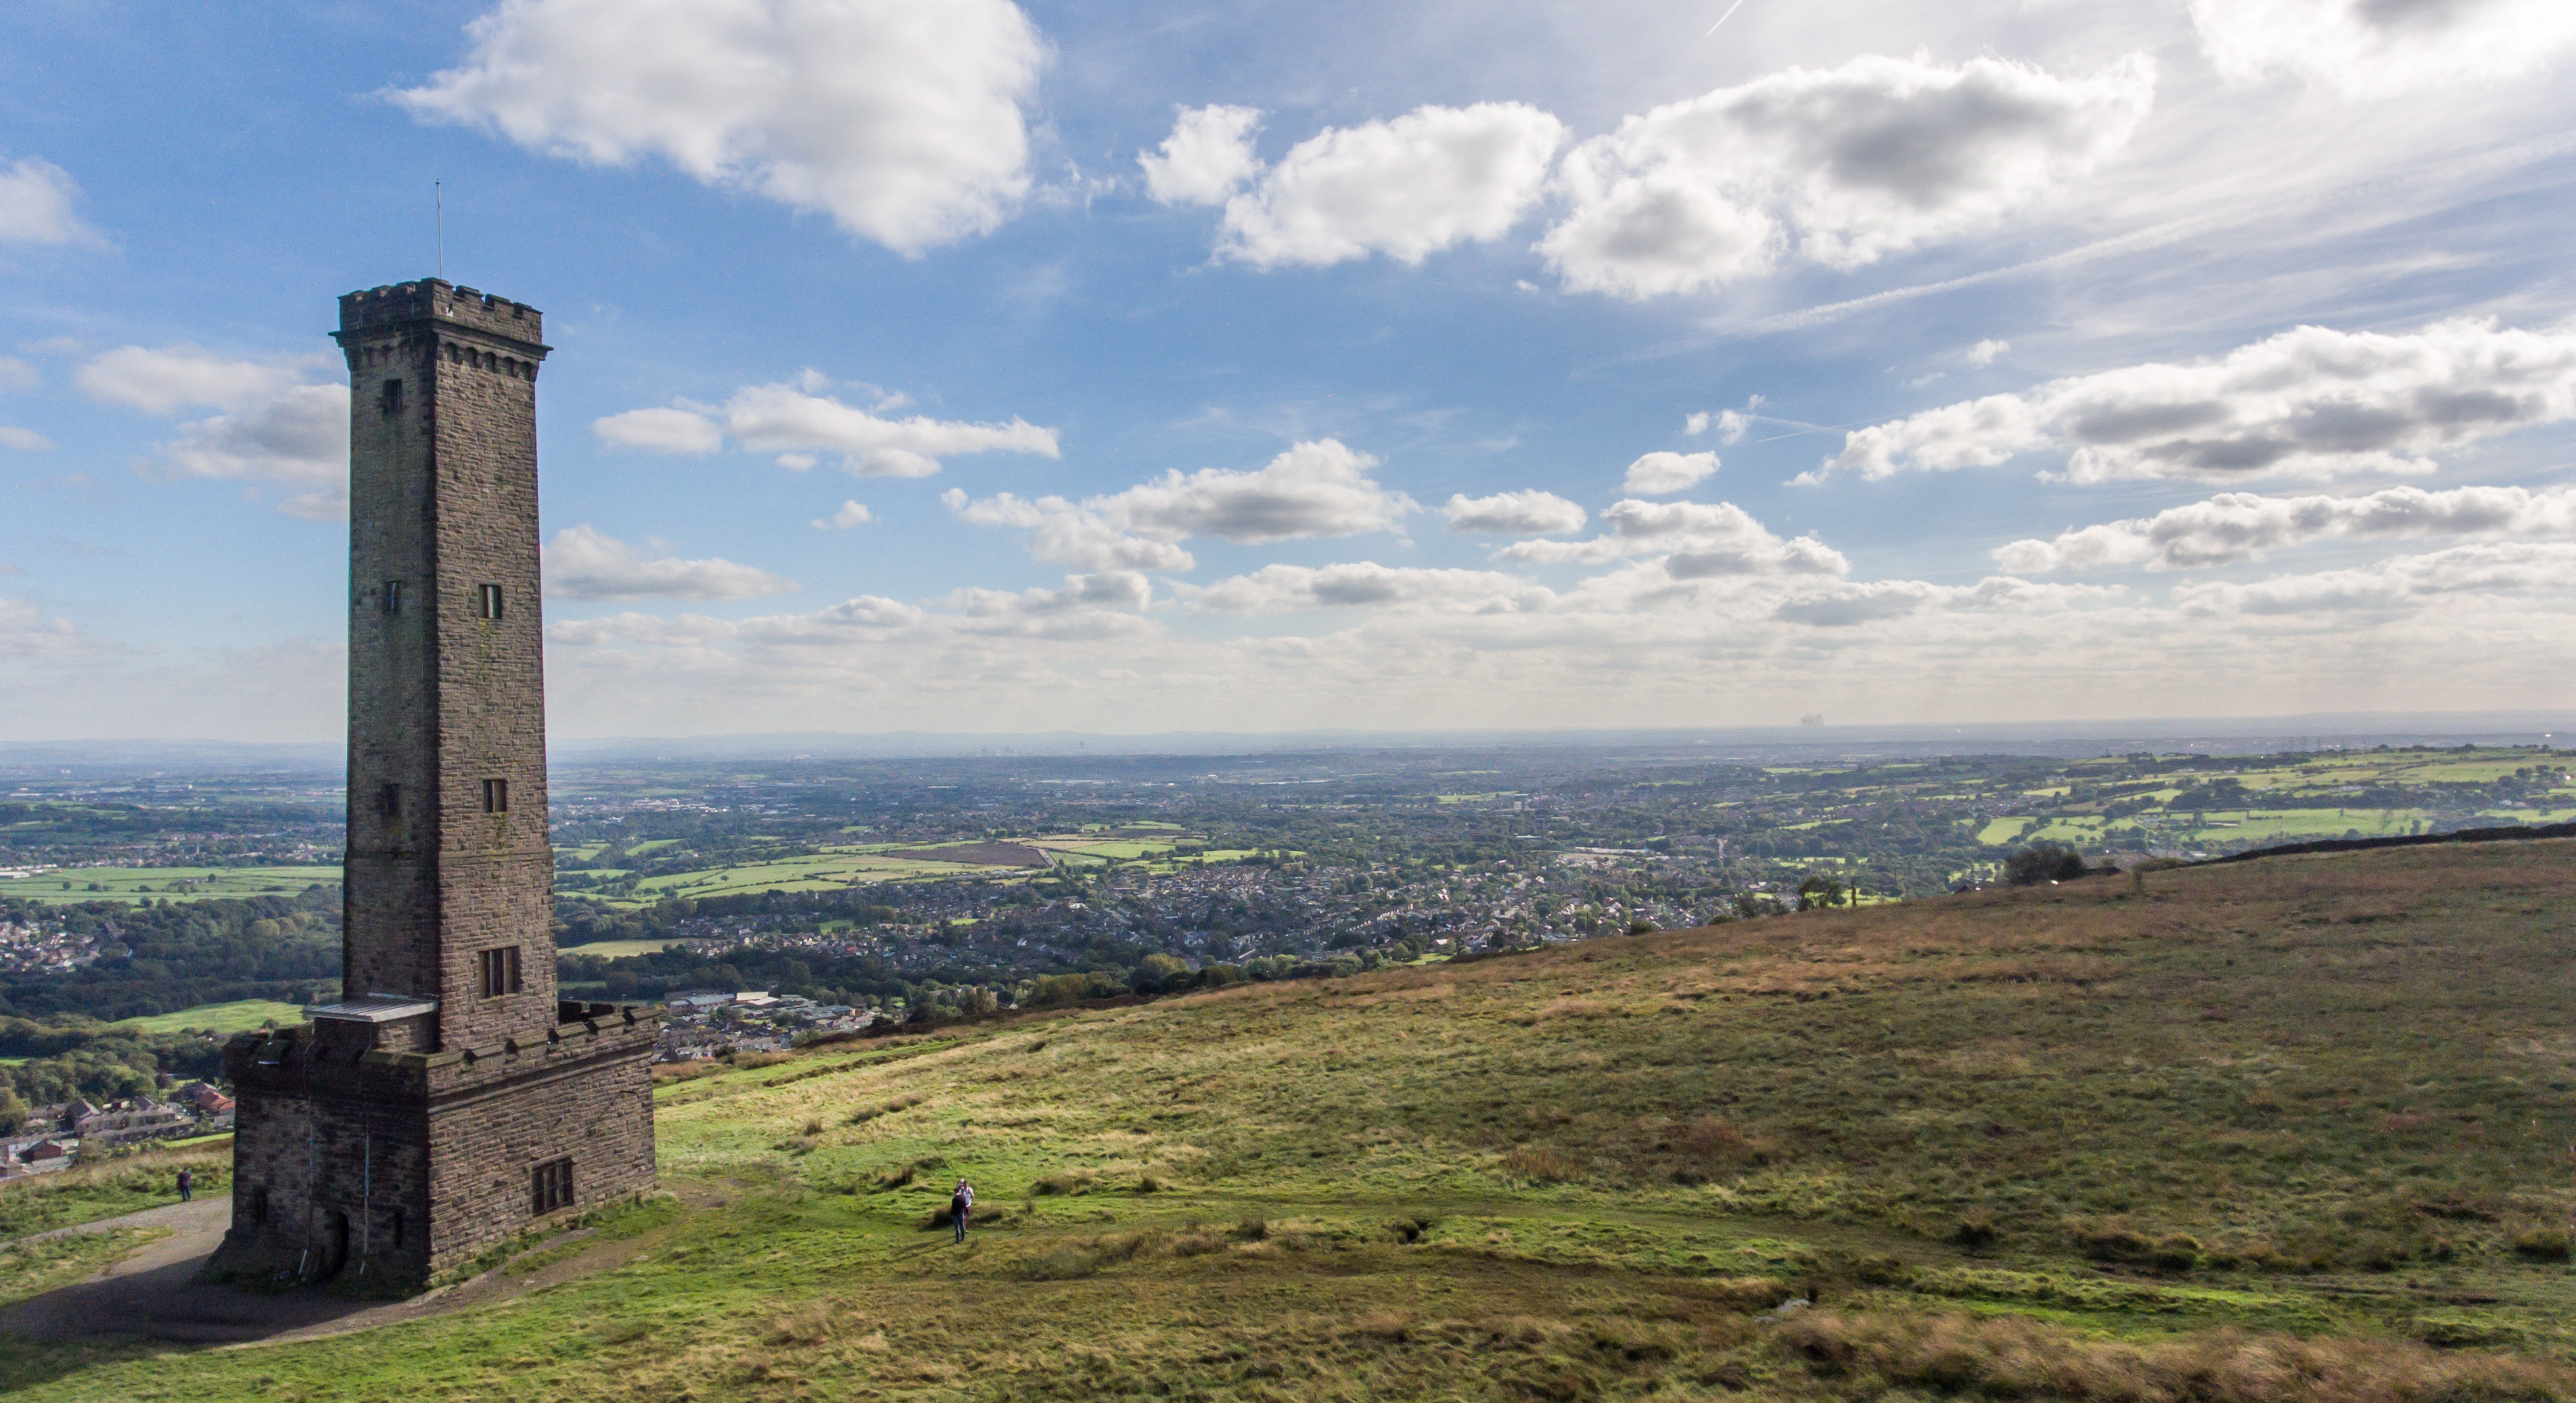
[[0, 1195, 685, 1350], [10, 1196, 219, 1246]]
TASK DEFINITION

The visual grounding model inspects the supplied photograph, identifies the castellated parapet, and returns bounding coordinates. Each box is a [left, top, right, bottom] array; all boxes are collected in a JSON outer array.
[[206, 280, 656, 1292]]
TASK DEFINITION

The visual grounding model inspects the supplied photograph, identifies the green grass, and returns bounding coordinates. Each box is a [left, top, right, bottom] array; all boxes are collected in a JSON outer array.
[[0, 867, 340, 906], [1029, 839, 1178, 860], [2157, 808, 2439, 846], [622, 854, 990, 903], [106, 1000, 307, 1035], [0, 1145, 229, 1240], [5, 842, 2576, 1399], [0, 1230, 172, 1310]]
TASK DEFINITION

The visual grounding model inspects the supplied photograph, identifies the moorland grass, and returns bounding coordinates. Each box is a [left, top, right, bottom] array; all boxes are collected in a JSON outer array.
[[2, 842, 2573, 1400], [0, 1145, 227, 1239]]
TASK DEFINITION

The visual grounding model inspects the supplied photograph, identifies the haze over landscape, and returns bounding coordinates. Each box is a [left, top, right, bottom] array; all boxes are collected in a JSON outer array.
[[2, 0, 2573, 741]]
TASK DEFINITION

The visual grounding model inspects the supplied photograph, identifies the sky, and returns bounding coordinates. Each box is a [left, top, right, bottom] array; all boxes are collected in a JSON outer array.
[[1, 0, 2572, 742]]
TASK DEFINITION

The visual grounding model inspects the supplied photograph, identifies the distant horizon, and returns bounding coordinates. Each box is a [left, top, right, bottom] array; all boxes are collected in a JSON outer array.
[[1, 708, 2565, 773]]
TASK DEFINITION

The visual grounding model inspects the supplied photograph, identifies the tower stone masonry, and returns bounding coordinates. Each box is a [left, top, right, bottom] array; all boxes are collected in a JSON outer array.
[[206, 280, 657, 1291]]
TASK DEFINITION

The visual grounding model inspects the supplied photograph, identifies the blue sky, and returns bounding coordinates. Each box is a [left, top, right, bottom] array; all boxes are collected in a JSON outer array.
[[2, 0, 2573, 740]]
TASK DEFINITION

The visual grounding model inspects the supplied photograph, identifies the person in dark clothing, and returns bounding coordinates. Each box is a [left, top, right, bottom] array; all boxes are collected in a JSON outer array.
[[950, 1178, 973, 1243], [176, 1168, 193, 1202]]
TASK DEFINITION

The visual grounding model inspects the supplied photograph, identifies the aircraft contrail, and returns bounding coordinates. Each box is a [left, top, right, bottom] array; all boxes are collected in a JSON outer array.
[[1706, 0, 1750, 36]]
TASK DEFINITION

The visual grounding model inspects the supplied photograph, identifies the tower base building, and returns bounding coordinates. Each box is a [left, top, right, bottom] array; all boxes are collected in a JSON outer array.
[[206, 281, 655, 1291]]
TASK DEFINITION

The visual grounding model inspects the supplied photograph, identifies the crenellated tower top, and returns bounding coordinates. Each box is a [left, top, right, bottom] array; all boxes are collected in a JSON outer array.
[[336, 279, 546, 347]]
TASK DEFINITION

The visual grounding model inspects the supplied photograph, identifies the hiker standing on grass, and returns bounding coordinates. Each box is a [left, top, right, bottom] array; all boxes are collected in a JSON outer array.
[[176, 1168, 193, 1203], [951, 1179, 973, 1243]]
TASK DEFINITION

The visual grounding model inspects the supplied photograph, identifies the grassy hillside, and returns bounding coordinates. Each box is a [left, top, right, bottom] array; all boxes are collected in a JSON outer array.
[[5, 841, 2575, 1400]]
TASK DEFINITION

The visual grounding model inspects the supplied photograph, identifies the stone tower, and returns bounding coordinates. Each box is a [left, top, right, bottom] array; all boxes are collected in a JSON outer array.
[[207, 281, 657, 1291]]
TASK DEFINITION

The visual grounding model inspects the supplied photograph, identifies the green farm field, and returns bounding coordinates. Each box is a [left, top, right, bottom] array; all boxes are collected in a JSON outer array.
[[586, 833, 1224, 908], [5, 840, 2576, 1398], [106, 1000, 306, 1035], [615, 848, 1008, 904], [0, 867, 339, 905]]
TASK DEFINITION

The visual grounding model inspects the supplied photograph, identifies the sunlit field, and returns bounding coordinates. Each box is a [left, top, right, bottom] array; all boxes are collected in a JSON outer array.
[[4, 840, 2573, 1400], [0, 868, 338, 906]]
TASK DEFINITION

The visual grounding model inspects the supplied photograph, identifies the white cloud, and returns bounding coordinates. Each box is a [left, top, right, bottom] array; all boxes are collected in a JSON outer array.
[[1540, 53, 2156, 298], [0, 359, 37, 392], [159, 384, 350, 490], [0, 158, 96, 246], [1622, 450, 1718, 495], [1500, 498, 1846, 577], [1967, 339, 2010, 367], [0, 426, 53, 452], [73, 346, 352, 505], [2190, 0, 2576, 97], [0, 597, 90, 660], [1106, 439, 1417, 541], [2173, 543, 2576, 617], [1218, 103, 1566, 268], [812, 500, 873, 530], [551, 595, 926, 651], [595, 406, 724, 455], [395, 0, 1045, 254], [542, 524, 797, 601], [1193, 563, 1557, 616], [1139, 104, 1263, 206], [279, 490, 349, 522], [2000, 483, 2576, 574], [596, 381, 1057, 476], [940, 572, 1155, 639], [1774, 576, 2123, 627], [943, 439, 1413, 569], [1823, 318, 2576, 484], [76, 345, 320, 415], [1684, 409, 1752, 442], [942, 489, 1199, 572], [1442, 490, 1586, 535], [557, 571, 1151, 659]]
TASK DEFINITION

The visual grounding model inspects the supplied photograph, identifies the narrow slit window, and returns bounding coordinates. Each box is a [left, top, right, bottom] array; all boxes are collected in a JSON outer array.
[[532, 1157, 575, 1215], [381, 579, 402, 614], [478, 944, 523, 998], [482, 777, 507, 813], [379, 378, 402, 418], [476, 583, 503, 620], [377, 782, 400, 819]]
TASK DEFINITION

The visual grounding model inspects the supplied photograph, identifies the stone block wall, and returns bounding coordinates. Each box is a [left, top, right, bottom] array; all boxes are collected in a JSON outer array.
[[334, 279, 557, 1049], [210, 1003, 658, 1290]]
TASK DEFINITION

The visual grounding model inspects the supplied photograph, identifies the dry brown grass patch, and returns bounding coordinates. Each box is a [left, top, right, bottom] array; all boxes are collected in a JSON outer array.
[[1779, 1308, 2576, 1403], [1676, 1115, 1784, 1168], [1502, 1144, 1587, 1183]]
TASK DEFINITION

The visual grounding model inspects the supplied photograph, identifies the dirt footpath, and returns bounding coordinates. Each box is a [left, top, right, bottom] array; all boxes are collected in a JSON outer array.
[[0, 1199, 652, 1347]]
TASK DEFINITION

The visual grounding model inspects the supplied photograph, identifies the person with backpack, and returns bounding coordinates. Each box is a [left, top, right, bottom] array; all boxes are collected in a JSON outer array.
[[950, 1178, 973, 1243]]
